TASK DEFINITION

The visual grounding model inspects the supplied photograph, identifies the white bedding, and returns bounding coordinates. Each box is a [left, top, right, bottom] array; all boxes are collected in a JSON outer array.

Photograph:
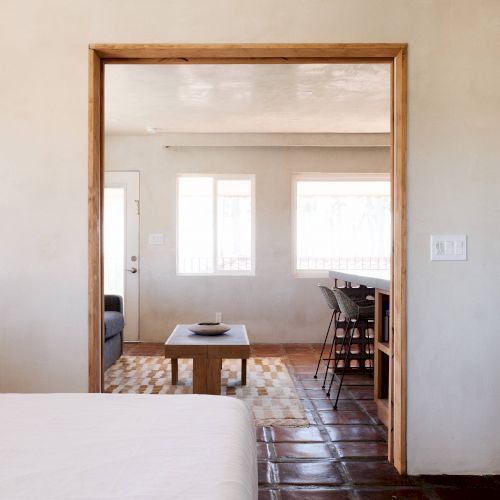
[[0, 394, 257, 500]]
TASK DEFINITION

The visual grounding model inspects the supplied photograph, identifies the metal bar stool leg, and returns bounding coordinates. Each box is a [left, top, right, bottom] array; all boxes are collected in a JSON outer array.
[[314, 310, 335, 379], [326, 318, 351, 397], [333, 319, 357, 410], [358, 323, 365, 374], [367, 325, 374, 374], [363, 323, 371, 373], [322, 312, 340, 389]]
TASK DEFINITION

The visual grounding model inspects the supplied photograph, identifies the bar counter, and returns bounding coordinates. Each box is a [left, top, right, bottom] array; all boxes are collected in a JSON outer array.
[[328, 268, 393, 453], [328, 270, 390, 292]]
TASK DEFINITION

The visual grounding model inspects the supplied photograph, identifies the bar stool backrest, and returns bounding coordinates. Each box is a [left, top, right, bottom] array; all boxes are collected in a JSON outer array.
[[332, 287, 359, 320], [318, 285, 340, 311]]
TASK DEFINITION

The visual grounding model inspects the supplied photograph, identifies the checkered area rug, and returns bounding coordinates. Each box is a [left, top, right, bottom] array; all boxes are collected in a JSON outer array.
[[105, 356, 308, 426]]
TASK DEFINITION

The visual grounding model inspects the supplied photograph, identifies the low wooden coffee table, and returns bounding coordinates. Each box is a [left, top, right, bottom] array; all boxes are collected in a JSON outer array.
[[164, 324, 250, 395]]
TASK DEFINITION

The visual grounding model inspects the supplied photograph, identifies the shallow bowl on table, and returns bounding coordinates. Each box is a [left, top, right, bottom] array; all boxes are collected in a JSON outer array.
[[188, 322, 231, 335]]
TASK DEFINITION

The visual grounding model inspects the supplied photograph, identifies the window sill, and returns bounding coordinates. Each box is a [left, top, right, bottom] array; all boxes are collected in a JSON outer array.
[[176, 272, 256, 277]]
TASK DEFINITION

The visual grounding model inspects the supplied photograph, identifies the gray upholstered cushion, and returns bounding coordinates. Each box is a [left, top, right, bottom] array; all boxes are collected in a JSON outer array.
[[104, 311, 124, 339], [104, 294, 123, 313], [104, 331, 122, 371]]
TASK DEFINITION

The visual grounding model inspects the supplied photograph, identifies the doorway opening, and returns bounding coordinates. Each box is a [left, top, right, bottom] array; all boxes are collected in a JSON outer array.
[[89, 44, 407, 473]]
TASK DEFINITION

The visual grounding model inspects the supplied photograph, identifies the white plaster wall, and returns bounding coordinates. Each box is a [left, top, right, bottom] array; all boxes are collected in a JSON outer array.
[[105, 135, 389, 343], [1, 0, 500, 474]]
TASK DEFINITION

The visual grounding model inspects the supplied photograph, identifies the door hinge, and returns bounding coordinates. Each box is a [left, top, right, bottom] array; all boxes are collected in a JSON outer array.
[[135, 199, 140, 215]]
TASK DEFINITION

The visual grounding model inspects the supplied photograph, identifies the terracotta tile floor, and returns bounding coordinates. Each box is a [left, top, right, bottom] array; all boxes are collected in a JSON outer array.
[[123, 342, 500, 499]]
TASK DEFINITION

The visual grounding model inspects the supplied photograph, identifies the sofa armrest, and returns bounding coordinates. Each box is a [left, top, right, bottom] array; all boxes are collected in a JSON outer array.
[[104, 294, 123, 313]]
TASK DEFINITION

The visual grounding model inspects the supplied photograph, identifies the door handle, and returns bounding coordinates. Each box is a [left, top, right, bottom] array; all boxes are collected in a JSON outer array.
[[126, 267, 138, 274]]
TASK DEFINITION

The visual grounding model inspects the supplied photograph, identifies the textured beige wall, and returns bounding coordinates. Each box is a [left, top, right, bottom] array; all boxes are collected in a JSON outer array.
[[105, 135, 390, 343], [1, 0, 500, 474]]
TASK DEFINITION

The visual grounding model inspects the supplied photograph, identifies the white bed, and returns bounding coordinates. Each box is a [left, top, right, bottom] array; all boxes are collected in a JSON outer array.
[[0, 394, 257, 499]]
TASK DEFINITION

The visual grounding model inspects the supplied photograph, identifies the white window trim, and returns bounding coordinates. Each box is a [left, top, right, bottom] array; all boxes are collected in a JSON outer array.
[[291, 172, 391, 278], [176, 173, 256, 276]]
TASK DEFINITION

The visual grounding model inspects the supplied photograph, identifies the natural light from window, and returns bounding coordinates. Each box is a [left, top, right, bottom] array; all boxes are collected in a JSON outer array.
[[177, 175, 254, 275], [103, 187, 125, 295], [294, 174, 391, 275]]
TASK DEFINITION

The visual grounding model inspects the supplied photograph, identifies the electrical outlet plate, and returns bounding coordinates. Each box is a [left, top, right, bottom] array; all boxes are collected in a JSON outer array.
[[430, 234, 467, 261]]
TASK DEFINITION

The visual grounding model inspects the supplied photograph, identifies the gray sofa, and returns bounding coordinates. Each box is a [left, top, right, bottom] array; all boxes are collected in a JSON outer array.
[[104, 295, 124, 371]]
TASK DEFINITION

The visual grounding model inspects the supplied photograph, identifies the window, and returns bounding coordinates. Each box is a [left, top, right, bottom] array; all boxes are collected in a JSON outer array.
[[293, 173, 391, 276], [177, 174, 255, 275]]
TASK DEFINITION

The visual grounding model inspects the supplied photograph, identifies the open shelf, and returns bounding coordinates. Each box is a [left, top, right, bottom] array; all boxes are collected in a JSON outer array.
[[376, 398, 389, 427], [374, 289, 391, 435], [377, 342, 391, 356]]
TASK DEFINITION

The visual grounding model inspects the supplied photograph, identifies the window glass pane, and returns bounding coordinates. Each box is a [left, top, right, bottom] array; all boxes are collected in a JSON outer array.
[[296, 179, 390, 271], [178, 177, 214, 273], [104, 187, 125, 296], [216, 179, 252, 271]]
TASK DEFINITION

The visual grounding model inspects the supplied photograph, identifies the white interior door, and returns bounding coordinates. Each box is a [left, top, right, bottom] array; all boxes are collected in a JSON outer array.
[[104, 171, 140, 342]]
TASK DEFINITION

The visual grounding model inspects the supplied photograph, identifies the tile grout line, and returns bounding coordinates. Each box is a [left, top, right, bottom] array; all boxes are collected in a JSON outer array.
[[283, 353, 360, 490], [127, 344, 446, 496]]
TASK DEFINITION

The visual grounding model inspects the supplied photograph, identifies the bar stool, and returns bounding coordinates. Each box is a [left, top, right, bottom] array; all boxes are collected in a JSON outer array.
[[315, 285, 372, 389], [314, 285, 341, 385], [327, 287, 375, 409]]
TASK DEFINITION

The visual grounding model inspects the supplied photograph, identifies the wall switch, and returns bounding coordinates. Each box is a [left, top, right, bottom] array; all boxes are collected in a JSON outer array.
[[148, 233, 164, 245], [215, 312, 222, 323], [430, 234, 467, 261]]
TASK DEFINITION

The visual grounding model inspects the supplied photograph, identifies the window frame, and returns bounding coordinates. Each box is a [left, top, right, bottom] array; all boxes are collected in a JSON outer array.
[[291, 172, 391, 278], [176, 173, 256, 277]]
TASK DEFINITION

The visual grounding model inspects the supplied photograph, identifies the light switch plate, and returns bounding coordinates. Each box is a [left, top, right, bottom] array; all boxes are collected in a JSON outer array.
[[430, 234, 467, 261], [148, 233, 164, 245]]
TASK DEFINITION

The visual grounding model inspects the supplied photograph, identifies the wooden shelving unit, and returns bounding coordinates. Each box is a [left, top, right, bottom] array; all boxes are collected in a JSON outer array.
[[374, 289, 393, 458]]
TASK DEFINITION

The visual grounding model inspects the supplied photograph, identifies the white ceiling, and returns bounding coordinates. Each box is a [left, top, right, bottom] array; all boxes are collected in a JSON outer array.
[[105, 64, 390, 135]]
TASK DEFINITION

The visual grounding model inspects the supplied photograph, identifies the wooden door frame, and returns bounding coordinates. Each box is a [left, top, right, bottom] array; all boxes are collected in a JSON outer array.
[[88, 43, 407, 473]]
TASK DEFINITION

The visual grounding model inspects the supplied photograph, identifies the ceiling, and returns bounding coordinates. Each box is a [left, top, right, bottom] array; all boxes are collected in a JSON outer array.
[[105, 64, 391, 135]]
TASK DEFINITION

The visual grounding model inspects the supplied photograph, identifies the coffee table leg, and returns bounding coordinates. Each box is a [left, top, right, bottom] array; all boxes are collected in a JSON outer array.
[[171, 358, 178, 385], [241, 359, 247, 386], [193, 357, 207, 394], [206, 358, 222, 395]]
